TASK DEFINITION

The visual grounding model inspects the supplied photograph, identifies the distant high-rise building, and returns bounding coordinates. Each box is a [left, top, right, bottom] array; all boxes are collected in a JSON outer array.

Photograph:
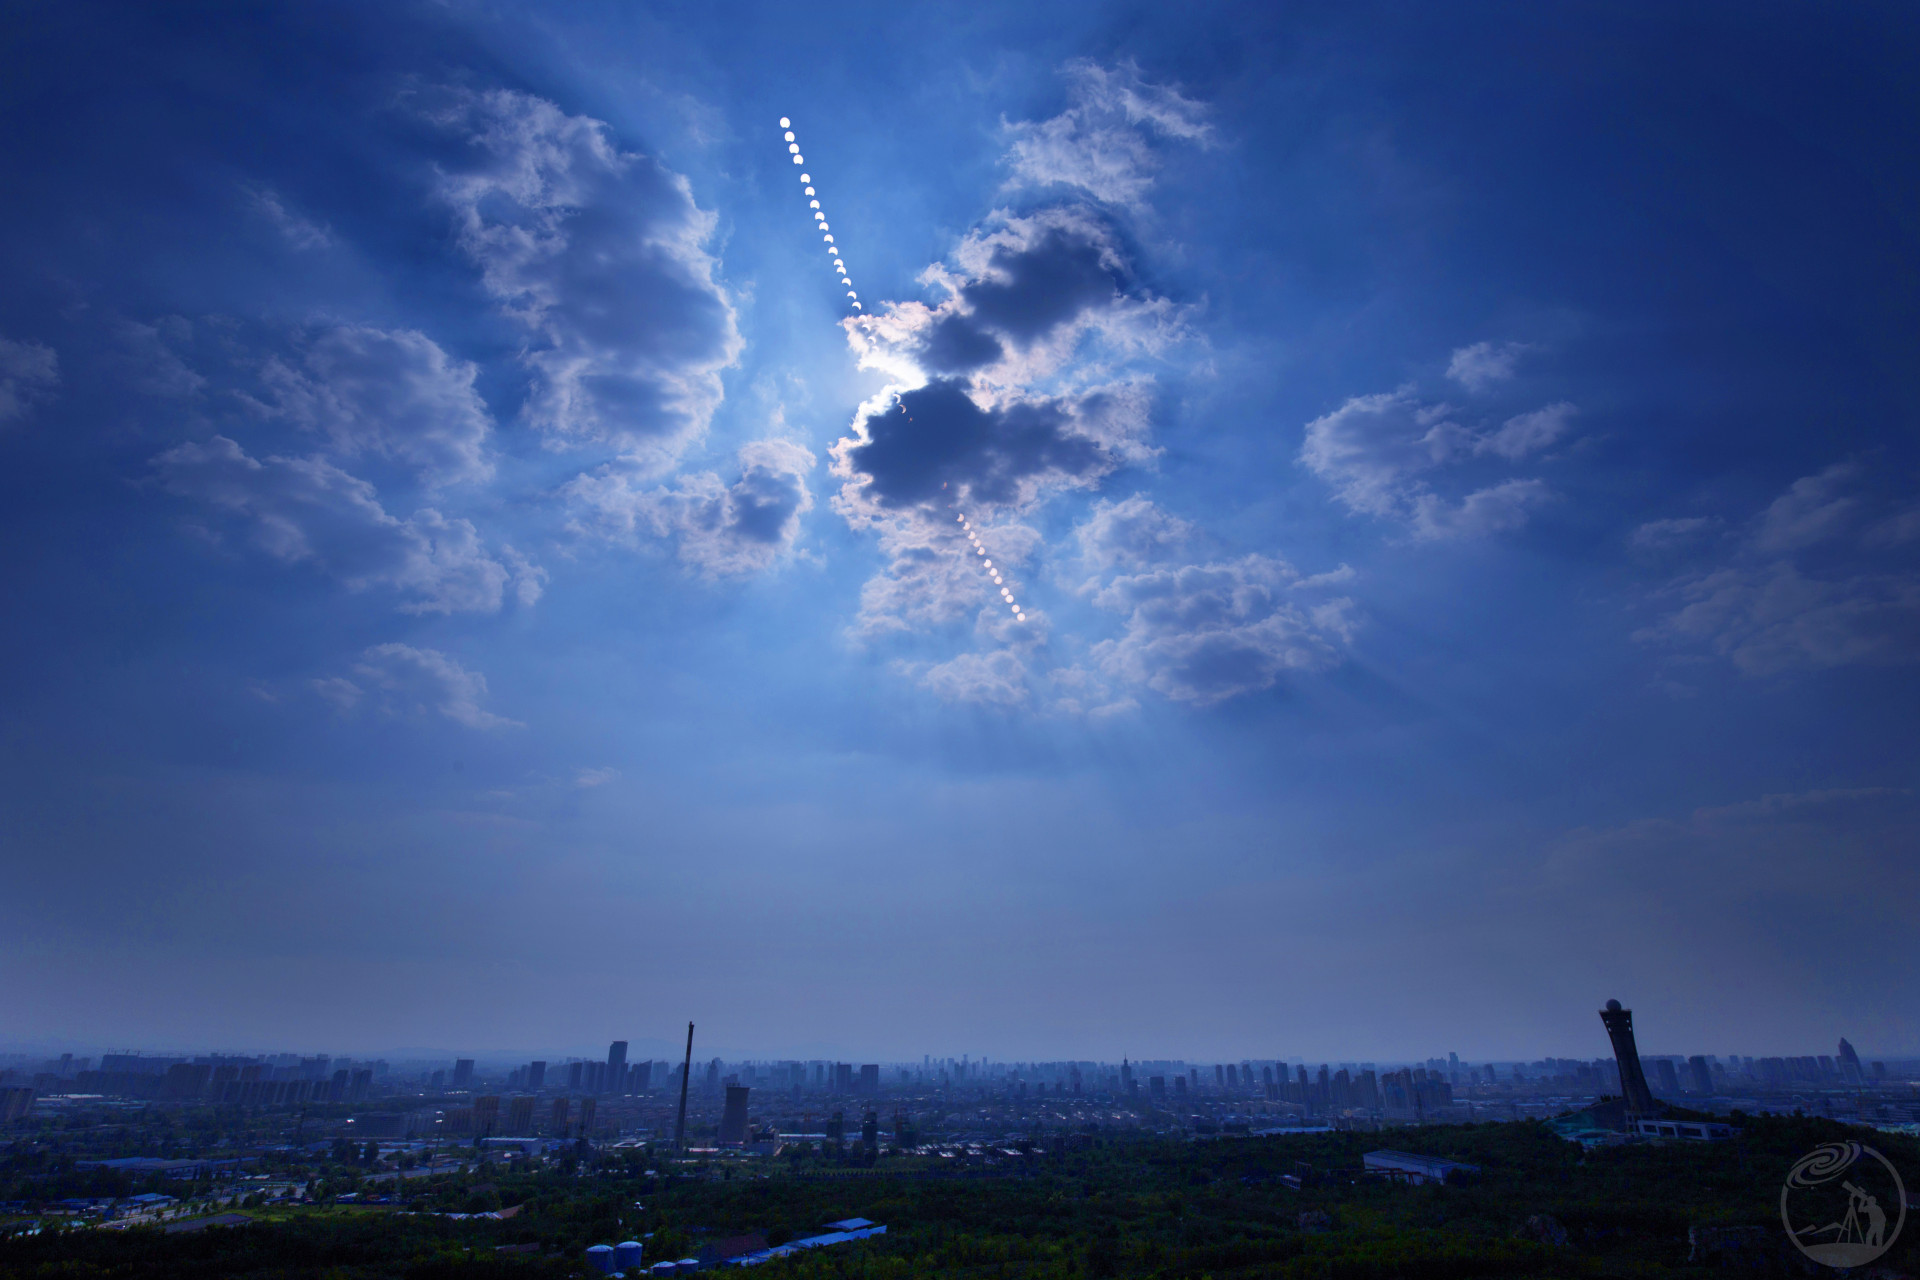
[[704, 1058, 721, 1097], [350, 1069, 372, 1101], [859, 1064, 879, 1094], [1651, 1058, 1680, 1096], [607, 1041, 628, 1091], [1214, 1064, 1225, 1087], [507, 1095, 535, 1135], [567, 1062, 584, 1091], [718, 1085, 751, 1145], [1148, 1075, 1166, 1099], [1225, 1064, 1238, 1089], [1173, 1074, 1188, 1097], [474, 1095, 501, 1136], [550, 1096, 571, 1135], [631, 1061, 652, 1092], [430, 1070, 445, 1091], [834, 1063, 853, 1094], [1598, 999, 1659, 1114], [528, 1061, 546, 1090], [861, 1109, 879, 1154], [452, 1059, 474, 1089], [1687, 1055, 1713, 1095], [1838, 1037, 1864, 1084], [826, 1110, 845, 1152], [578, 1095, 597, 1137]]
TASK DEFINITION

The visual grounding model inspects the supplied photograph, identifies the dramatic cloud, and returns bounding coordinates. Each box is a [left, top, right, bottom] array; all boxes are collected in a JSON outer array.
[[249, 325, 494, 484], [1079, 499, 1357, 705], [1300, 386, 1569, 539], [835, 377, 1151, 514], [564, 439, 815, 576], [852, 209, 1185, 391], [429, 88, 741, 467], [830, 209, 1182, 642], [1637, 463, 1920, 674], [318, 643, 519, 730], [1004, 59, 1212, 207], [0, 336, 59, 424], [1445, 340, 1529, 391], [153, 435, 540, 613]]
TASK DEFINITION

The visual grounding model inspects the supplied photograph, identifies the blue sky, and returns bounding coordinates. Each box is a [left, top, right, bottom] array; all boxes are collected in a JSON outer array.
[[2, 0, 1917, 1064]]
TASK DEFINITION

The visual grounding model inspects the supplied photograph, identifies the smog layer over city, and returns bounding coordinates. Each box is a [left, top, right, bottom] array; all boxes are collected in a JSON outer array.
[[2, 2, 1916, 1277]]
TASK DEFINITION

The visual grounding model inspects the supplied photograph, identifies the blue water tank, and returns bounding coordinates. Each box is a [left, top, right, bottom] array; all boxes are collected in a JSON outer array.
[[586, 1244, 616, 1274], [615, 1241, 644, 1269]]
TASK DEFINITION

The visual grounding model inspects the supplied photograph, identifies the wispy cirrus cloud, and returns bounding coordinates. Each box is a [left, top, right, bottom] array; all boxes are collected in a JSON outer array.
[[1004, 59, 1212, 208], [153, 435, 541, 614], [245, 325, 495, 486], [1636, 461, 1920, 675], [1300, 385, 1572, 540], [316, 643, 519, 730], [0, 336, 59, 425]]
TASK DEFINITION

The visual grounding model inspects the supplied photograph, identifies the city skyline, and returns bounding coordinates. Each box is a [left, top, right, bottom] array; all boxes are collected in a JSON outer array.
[[2, 1, 1917, 1059]]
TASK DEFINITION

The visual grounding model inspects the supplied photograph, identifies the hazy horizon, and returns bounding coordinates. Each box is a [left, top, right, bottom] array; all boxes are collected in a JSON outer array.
[[2, 1, 1916, 1062]]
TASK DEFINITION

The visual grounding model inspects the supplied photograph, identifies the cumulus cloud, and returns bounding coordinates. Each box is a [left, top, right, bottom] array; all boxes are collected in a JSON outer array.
[[0, 336, 59, 424], [1446, 340, 1529, 391], [1071, 497, 1357, 705], [564, 438, 815, 576], [318, 643, 519, 730], [153, 435, 540, 613], [851, 517, 1044, 638], [827, 64, 1287, 708], [852, 209, 1186, 392], [428, 87, 741, 468], [249, 325, 494, 484], [835, 377, 1151, 515], [1005, 59, 1212, 208], [1088, 555, 1357, 706], [1300, 386, 1570, 539], [1074, 493, 1193, 572], [913, 648, 1033, 708], [242, 184, 333, 250], [830, 210, 1178, 642], [1637, 462, 1920, 674]]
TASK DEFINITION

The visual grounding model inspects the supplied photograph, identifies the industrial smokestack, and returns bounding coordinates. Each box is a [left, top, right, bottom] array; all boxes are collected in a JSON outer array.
[[674, 1022, 694, 1150]]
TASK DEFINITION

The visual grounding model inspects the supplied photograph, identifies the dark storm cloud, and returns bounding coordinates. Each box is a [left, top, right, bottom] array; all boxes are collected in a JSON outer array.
[[917, 315, 1004, 375], [893, 220, 1130, 377], [838, 379, 1114, 510], [958, 226, 1122, 344]]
